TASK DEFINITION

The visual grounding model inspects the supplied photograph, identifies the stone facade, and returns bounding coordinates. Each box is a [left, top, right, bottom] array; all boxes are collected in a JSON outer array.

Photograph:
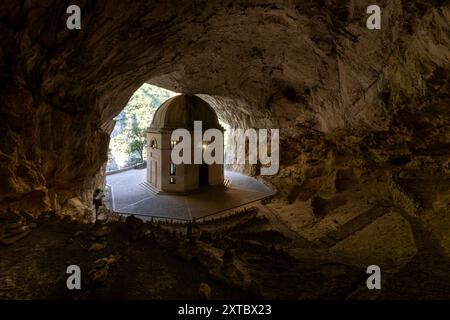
[[147, 95, 224, 193]]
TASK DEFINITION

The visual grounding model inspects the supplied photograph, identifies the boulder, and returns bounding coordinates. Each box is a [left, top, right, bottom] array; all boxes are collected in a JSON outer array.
[[88, 254, 121, 283], [89, 242, 107, 252], [198, 283, 212, 300]]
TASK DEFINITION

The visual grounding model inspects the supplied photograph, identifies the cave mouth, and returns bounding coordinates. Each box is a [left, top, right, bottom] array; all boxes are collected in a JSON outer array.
[[103, 83, 270, 221], [107, 84, 233, 173]]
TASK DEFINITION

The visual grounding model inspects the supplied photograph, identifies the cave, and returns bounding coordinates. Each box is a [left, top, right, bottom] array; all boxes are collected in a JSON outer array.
[[0, 0, 450, 301]]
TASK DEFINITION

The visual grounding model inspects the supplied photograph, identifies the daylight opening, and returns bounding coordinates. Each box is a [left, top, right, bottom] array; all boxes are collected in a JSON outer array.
[[107, 84, 230, 173], [104, 84, 273, 220], [107, 84, 178, 172]]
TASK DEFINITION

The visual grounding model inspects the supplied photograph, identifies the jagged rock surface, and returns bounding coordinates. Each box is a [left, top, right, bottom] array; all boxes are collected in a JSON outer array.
[[0, 0, 448, 222]]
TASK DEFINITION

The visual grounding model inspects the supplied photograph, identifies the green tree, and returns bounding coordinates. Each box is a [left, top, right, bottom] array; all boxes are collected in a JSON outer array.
[[108, 84, 178, 169], [127, 126, 147, 162]]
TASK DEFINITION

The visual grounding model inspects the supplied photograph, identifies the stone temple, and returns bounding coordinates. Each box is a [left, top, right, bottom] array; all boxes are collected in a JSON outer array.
[[147, 94, 224, 193]]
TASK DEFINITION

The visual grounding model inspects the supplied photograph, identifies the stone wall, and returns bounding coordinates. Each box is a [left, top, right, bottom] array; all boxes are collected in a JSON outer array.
[[0, 0, 449, 218]]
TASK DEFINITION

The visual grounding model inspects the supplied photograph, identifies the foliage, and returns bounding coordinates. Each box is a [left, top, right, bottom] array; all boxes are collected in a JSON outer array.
[[127, 126, 147, 163], [108, 84, 177, 169], [93, 188, 103, 197]]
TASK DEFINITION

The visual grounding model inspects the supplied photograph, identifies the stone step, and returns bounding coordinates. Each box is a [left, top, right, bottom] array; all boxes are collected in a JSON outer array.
[[139, 182, 159, 195], [314, 205, 389, 248], [223, 178, 232, 188]]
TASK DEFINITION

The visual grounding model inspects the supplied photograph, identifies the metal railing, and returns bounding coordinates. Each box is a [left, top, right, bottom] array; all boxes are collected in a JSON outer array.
[[106, 162, 146, 176], [114, 194, 274, 225]]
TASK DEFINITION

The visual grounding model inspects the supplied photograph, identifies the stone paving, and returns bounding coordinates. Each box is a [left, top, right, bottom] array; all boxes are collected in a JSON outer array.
[[106, 169, 274, 220]]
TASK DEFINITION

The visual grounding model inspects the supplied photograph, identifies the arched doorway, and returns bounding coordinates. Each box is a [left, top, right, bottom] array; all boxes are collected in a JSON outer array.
[[199, 163, 209, 187]]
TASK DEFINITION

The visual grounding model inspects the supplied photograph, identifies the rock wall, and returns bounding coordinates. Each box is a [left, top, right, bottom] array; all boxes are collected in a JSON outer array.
[[0, 0, 449, 218]]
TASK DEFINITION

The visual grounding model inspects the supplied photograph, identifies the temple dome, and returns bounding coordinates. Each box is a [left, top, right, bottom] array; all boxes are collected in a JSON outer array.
[[150, 94, 222, 130]]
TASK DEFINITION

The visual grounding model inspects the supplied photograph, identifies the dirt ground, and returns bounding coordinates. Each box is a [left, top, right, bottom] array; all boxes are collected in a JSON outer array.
[[2, 196, 450, 300], [0, 215, 241, 300]]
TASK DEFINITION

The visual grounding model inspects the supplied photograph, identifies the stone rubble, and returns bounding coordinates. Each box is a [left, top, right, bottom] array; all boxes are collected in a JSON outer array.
[[0, 210, 35, 245], [198, 282, 212, 300], [88, 254, 121, 284]]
